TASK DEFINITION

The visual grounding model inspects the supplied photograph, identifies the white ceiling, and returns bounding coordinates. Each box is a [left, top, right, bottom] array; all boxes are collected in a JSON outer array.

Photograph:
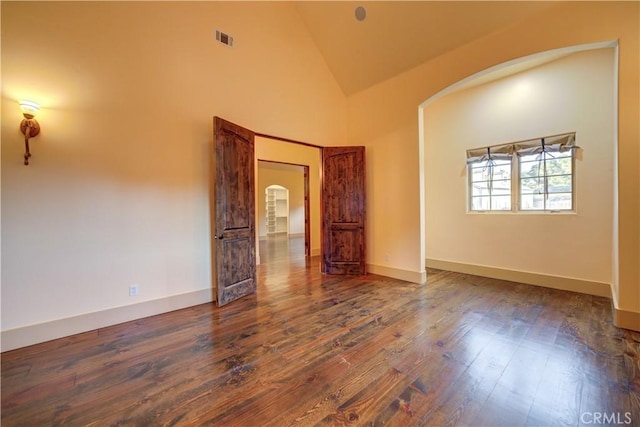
[[294, 1, 560, 96]]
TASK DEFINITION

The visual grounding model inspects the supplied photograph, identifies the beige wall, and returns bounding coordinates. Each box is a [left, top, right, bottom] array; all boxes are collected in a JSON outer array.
[[348, 2, 639, 327], [425, 48, 614, 286], [2, 2, 638, 350], [1, 2, 345, 349]]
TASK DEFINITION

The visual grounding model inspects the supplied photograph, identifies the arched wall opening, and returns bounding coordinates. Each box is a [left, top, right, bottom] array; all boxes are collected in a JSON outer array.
[[264, 184, 291, 236], [418, 41, 618, 299]]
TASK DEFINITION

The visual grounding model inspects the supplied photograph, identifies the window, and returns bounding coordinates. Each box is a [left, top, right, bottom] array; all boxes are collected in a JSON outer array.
[[466, 133, 577, 212], [519, 150, 573, 211], [469, 159, 512, 211]]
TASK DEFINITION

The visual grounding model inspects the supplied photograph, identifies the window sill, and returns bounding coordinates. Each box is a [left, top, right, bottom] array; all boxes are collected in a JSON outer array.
[[467, 210, 577, 215]]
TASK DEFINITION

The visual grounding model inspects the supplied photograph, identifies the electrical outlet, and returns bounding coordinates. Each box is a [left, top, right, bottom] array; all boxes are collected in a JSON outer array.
[[129, 284, 139, 297], [384, 254, 390, 262]]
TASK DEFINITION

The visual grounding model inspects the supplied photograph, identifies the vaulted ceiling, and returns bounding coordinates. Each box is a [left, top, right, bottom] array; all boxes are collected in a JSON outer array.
[[294, 1, 560, 96]]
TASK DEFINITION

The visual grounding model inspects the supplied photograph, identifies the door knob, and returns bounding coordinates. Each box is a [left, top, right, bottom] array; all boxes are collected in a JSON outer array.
[[214, 233, 224, 240]]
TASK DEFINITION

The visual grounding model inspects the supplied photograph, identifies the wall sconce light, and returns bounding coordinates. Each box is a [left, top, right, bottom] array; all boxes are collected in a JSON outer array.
[[19, 100, 41, 165]]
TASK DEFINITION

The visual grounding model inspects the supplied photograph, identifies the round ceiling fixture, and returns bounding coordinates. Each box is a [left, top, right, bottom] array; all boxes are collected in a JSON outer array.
[[355, 6, 367, 22]]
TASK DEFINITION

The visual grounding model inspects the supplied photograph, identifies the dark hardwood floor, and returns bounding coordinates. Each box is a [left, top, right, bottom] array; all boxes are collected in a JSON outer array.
[[2, 236, 639, 426]]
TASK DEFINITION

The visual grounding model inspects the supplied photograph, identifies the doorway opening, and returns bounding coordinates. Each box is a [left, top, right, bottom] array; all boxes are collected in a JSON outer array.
[[257, 160, 309, 265]]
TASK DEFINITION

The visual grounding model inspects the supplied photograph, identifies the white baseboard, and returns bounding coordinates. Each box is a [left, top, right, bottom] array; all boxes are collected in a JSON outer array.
[[367, 264, 426, 284], [612, 301, 640, 332], [1, 289, 214, 352], [7, 260, 631, 352], [427, 258, 639, 332], [259, 233, 304, 239], [426, 258, 611, 298]]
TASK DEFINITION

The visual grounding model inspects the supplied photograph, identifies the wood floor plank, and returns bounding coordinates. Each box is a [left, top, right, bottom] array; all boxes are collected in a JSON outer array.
[[2, 236, 639, 426], [419, 332, 517, 426]]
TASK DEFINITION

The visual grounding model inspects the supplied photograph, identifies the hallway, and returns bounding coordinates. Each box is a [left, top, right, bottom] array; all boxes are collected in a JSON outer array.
[[259, 234, 306, 264]]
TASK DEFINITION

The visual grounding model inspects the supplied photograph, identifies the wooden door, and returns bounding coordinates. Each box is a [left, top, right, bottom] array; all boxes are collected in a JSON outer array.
[[213, 117, 256, 306], [303, 165, 310, 257], [322, 146, 366, 275]]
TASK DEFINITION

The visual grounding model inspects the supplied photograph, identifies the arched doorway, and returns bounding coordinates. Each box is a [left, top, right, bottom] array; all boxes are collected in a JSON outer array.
[[265, 185, 289, 235], [419, 41, 618, 298]]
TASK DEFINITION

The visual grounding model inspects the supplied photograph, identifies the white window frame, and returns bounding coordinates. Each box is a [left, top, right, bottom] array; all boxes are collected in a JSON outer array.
[[466, 133, 577, 213], [468, 158, 513, 212], [517, 150, 576, 212]]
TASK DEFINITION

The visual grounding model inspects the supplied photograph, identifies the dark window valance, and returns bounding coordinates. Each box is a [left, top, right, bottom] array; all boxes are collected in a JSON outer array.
[[466, 132, 577, 164], [466, 144, 513, 164]]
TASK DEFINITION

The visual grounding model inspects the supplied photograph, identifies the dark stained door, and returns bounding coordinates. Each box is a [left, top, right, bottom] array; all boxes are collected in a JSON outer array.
[[322, 146, 366, 275], [303, 165, 311, 257], [213, 117, 256, 306]]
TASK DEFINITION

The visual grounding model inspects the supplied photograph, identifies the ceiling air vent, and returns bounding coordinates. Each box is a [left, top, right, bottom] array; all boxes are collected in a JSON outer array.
[[215, 30, 234, 47], [355, 6, 367, 22]]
